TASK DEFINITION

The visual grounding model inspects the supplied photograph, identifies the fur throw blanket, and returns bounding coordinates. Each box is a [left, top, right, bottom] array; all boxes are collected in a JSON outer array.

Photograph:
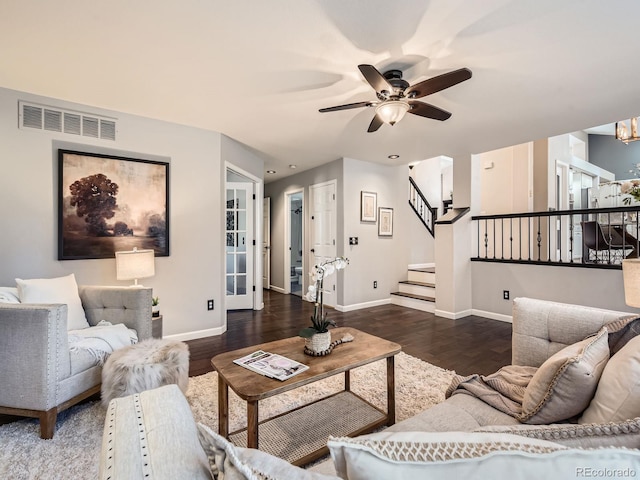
[[68, 321, 138, 366]]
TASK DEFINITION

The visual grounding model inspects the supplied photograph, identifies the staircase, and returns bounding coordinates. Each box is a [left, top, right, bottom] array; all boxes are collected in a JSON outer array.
[[390, 266, 436, 313]]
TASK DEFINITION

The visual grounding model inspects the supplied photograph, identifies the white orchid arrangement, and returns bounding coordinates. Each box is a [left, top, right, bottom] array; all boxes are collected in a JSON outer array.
[[299, 256, 349, 339]]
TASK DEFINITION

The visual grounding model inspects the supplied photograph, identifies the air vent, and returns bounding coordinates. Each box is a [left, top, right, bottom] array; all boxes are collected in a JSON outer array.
[[100, 119, 116, 140], [19, 101, 117, 141], [44, 109, 62, 132], [82, 116, 99, 138], [64, 113, 81, 135], [23, 105, 43, 129]]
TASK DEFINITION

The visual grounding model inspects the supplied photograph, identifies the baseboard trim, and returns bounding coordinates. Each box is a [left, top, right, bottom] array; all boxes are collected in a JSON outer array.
[[471, 309, 513, 323], [434, 308, 473, 320], [163, 326, 226, 342], [269, 285, 286, 294], [335, 298, 391, 312]]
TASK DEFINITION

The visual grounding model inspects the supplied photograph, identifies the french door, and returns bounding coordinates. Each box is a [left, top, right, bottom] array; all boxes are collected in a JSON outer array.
[[226, 182, 254, 309]]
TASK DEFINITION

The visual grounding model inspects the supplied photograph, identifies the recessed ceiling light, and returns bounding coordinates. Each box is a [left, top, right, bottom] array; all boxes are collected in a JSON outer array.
[[289, 164, 297, 169], [266, 170, 276, 174], [388, 154, 400, 159]]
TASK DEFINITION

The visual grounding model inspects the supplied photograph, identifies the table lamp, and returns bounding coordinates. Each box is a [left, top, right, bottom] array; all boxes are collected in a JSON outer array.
[[622, 259, 640, 307], [115, 248, 155, 287]]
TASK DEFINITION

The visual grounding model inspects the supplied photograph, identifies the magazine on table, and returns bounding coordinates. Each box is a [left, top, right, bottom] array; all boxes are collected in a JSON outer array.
[[233, 350, 309, 381]]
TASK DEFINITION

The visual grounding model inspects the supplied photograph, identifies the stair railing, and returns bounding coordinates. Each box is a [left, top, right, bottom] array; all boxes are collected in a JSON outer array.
[[409, 177, 438, 237]]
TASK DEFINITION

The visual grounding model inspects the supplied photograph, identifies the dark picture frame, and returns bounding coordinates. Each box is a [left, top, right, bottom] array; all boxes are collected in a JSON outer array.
[[378, 207, 393, 236], [361, 191, 377, 222], [58, 149, 169, 260]]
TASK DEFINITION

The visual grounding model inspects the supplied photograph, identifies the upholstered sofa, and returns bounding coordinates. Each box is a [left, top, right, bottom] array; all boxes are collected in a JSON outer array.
[[99, 297, 640, 479], [0, 280, 152, 439]]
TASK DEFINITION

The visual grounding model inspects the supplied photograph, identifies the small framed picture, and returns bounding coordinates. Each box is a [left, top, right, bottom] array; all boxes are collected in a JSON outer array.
[[361, 191, 377, 222], [378, 207, 393, 236]]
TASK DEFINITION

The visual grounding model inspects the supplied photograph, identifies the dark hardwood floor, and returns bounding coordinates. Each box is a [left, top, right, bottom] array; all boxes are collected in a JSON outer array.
[[187, 289, 512, 377]]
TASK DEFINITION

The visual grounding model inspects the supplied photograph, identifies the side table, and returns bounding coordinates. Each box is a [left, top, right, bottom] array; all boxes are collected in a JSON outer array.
[[152, 315, 163, 338]]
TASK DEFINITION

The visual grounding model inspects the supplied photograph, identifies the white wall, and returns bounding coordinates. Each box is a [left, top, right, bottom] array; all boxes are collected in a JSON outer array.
[[411, 157, 442, 212], [0, 87, 262, 340], [479, 143, 532, 215], [342, 158, 410, 308], [471, 262, 633, 319]]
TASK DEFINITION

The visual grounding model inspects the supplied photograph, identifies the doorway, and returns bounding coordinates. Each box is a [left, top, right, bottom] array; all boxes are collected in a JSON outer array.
[[263, 197, 271, 290], [285, 190, 304, 297], [309, 180, 337, 307]]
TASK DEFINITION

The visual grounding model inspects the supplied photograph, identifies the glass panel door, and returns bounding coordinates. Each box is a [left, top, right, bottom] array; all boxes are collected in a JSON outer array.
[[226, 182, 253, 309]]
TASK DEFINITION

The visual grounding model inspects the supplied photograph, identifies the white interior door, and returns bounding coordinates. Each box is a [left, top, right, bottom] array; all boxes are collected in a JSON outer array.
[[226, 182, 254, 309], [262, 197, 271, 289], [309, 180, 337, 307]]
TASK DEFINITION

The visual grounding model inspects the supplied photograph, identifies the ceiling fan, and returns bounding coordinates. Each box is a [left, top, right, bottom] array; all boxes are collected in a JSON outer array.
[[319, 64, 472, 132]]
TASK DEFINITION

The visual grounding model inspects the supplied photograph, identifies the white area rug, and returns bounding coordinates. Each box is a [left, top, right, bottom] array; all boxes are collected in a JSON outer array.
[[0, 352, 454, 479]]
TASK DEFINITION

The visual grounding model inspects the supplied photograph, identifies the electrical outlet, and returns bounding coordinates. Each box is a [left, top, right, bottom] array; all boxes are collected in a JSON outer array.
[[207, 299, 214, 310], [349, 237, 359, 245], [373, 281, 378, 289], [503, 290, 510, 300]]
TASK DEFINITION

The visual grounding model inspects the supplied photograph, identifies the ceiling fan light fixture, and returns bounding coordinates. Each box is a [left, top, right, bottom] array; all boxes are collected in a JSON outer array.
[[376, 100, 410, 126]]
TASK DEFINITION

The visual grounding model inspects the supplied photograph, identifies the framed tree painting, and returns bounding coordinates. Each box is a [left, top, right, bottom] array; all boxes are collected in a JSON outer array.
[[58, 149, 170, 260], [378, 207, 393, 236], [361, 191, 377, 222]]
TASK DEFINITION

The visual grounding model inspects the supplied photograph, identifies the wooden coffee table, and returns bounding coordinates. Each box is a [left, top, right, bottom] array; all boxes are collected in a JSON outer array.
[[211, 327, 401, 465]]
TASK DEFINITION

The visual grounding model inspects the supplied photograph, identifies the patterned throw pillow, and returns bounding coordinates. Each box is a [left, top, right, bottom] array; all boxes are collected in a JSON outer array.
[[476, 417, 640, 449], [196, 423, 337, 480], [327, 431, 640, 480]]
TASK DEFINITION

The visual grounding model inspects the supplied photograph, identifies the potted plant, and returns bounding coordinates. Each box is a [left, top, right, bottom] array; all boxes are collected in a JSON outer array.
[[300, 256, 349, 353], [152, 296, 160, 317]]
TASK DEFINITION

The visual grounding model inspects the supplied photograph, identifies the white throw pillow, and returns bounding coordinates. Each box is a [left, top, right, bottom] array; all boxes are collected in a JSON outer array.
[[327, 431, 640, 480], [16, 274, 89, 330], [0, 287, 20, 303], [580, 334, 640, 424]]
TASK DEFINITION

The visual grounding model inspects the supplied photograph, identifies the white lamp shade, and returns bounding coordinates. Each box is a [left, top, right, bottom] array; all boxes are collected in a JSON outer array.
[[376, 100, 410, 125], [115, 249, 155, 283], [622, 259, 640, 307]]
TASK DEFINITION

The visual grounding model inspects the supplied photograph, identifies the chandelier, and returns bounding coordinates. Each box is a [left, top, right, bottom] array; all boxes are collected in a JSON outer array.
[[616, 117, 640, 144]]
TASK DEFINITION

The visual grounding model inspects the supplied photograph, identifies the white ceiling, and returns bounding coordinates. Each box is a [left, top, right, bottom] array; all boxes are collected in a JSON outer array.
[[2, 0, 639, 182]]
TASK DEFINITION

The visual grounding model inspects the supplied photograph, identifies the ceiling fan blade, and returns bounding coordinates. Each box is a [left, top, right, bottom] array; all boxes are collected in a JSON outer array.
[[319, 101, 372, 113], [358, 64, 393, 94], [367, 114, 384, 133], [408, 101, 452, 121], [405, 68, 472, 99]]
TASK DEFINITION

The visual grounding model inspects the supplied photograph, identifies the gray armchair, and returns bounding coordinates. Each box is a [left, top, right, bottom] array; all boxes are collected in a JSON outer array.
[[0, 286, 152, 439]]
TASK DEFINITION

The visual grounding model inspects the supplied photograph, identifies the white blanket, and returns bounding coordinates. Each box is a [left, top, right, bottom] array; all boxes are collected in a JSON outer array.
[[68, 321, 138, 366]]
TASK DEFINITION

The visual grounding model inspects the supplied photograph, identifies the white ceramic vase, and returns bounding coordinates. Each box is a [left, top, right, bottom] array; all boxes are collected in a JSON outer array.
[[305, 331, 331, 353]]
